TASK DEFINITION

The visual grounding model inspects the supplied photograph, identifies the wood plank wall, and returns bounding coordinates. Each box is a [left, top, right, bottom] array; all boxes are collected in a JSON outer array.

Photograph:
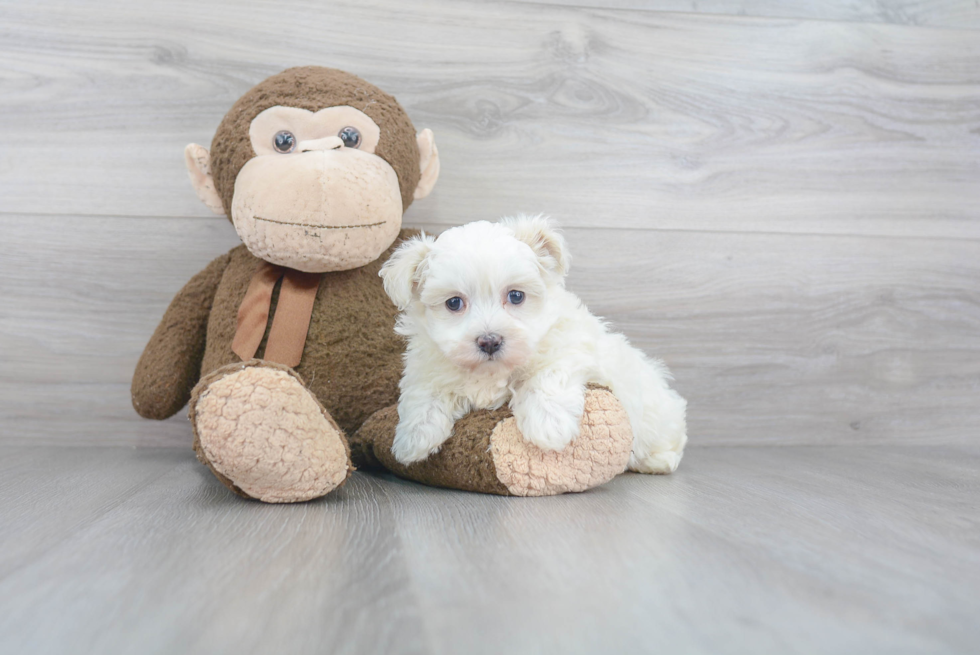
[[1, 0, 978, 446]]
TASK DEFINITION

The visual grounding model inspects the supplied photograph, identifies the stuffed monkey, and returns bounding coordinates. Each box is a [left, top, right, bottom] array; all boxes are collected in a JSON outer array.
[[132, 67, 633, 502]]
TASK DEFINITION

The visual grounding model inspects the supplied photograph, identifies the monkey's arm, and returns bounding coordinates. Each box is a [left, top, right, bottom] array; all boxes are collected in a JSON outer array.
[[350, 385, 633, 496], [131, 252, 231, 419]]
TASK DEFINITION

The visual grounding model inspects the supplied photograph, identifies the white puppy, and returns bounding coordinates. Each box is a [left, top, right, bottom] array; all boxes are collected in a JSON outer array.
[[379, 215, 688, 474]]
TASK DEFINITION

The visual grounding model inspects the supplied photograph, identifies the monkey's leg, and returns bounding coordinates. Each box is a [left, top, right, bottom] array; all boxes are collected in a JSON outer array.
[[189, 360, 352, 503], [351, 385, 633, 496]]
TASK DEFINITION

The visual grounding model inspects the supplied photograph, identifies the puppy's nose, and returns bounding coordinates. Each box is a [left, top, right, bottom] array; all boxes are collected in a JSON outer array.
[[477, 333, 503, 355]]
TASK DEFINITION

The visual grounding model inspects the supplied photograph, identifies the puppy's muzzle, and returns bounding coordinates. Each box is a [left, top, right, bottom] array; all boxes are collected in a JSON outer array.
[[477, 333, 503, 356]]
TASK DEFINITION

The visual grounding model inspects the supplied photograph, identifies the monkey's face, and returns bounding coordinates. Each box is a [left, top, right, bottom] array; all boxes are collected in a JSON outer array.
[[229, 105, 404, 273], [185, 67, 440, 274]]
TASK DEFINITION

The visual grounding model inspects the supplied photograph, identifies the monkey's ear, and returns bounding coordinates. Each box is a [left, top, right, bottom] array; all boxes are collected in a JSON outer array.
[[502, 214, 571, 280], [184, 144, 225, 215], [379, 233, 436, 310], [413, 129, 440, 200]]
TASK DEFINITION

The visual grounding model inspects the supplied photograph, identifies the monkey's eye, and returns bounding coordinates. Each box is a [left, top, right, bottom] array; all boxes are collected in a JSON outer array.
[[445, 297, 464, 312], [273, 131, 296, 154], [508, 290, 525, 305], [338, 126, 361, 149]]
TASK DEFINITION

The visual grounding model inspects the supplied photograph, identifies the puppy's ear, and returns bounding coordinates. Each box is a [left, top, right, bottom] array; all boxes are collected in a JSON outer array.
[[380, 233, 436, 310], [501, 214, 570, 279]]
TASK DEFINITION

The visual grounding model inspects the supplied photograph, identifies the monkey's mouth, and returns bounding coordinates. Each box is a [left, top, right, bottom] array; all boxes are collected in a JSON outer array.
[[252, 216, 387, 230]]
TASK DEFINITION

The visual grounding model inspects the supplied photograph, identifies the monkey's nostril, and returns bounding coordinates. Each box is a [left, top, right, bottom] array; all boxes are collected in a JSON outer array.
[[476, 334, 503, 355]]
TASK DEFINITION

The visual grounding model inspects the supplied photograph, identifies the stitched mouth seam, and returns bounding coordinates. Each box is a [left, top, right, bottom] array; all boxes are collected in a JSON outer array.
[[253, 216, 387, 230]]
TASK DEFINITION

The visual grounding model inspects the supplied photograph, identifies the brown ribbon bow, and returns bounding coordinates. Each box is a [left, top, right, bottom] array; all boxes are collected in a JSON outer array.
[[231, 261, 322, 368]]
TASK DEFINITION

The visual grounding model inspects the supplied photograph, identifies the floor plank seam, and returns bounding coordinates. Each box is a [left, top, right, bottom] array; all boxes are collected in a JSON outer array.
[[495, 0, 980, 33], [4, 211, 979, 243]]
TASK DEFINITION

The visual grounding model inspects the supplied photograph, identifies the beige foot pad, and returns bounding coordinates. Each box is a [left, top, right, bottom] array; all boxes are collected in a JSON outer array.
[[189, 360, 352, 503], [490, 387, 633, 496], [351, 385, 632, 497]]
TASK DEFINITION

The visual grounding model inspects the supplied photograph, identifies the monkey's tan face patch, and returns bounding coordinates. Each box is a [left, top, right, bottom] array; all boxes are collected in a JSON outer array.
[[232, 106, 403, 273], [249, 106, 382, 156]]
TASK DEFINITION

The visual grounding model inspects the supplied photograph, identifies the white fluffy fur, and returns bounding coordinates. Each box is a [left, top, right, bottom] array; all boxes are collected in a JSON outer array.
[[379, 215, 688, 473]]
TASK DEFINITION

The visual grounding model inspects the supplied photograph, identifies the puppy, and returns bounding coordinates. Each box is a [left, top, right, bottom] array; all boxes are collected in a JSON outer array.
[[379, 215, 687, 474]]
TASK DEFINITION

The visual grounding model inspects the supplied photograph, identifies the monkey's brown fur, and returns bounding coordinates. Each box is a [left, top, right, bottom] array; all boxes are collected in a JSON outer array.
[[209, 67, 421, 219], [132, 67, 633, 501], [133, 235, 411, 433], [133, 231, 529, 497]]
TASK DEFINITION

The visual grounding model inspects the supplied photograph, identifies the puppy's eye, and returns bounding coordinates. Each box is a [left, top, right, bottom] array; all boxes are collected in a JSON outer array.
[[273, 130, 296, 153], [508, 290, 525, 305], [445, 297, 464, 312], [338, 126, 361, 148]]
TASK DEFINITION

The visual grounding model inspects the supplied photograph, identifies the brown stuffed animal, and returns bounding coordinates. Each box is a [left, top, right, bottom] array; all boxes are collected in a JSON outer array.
[[132, 67, 633, 502]]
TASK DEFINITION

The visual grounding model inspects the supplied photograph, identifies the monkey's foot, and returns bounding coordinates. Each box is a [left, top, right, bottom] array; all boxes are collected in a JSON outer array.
[[189, 360, 352, 503], [351, 385, 633, 497]]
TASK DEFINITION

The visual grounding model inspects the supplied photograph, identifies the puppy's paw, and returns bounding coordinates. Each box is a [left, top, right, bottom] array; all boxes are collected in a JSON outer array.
[[629, 450, 682, 474], [391, 417, 453, 465], [514, 391, 584, 452]]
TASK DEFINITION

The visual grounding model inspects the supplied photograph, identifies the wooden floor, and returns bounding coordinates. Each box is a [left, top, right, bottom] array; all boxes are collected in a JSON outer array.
[[1, 0, 978, 653], [0, 445, 977, 654]]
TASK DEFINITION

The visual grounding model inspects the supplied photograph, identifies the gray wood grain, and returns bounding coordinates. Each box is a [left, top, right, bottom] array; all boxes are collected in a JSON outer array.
[[3, 2, 978, 653], [3, 214, 977, 447], [0, 447, 187, 578], [507, 0, 980, 29], [1, 444, 977, 654], [0, 1, 977, 239], [0, 448, 430, 655], [0, 213, 241, 446]]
